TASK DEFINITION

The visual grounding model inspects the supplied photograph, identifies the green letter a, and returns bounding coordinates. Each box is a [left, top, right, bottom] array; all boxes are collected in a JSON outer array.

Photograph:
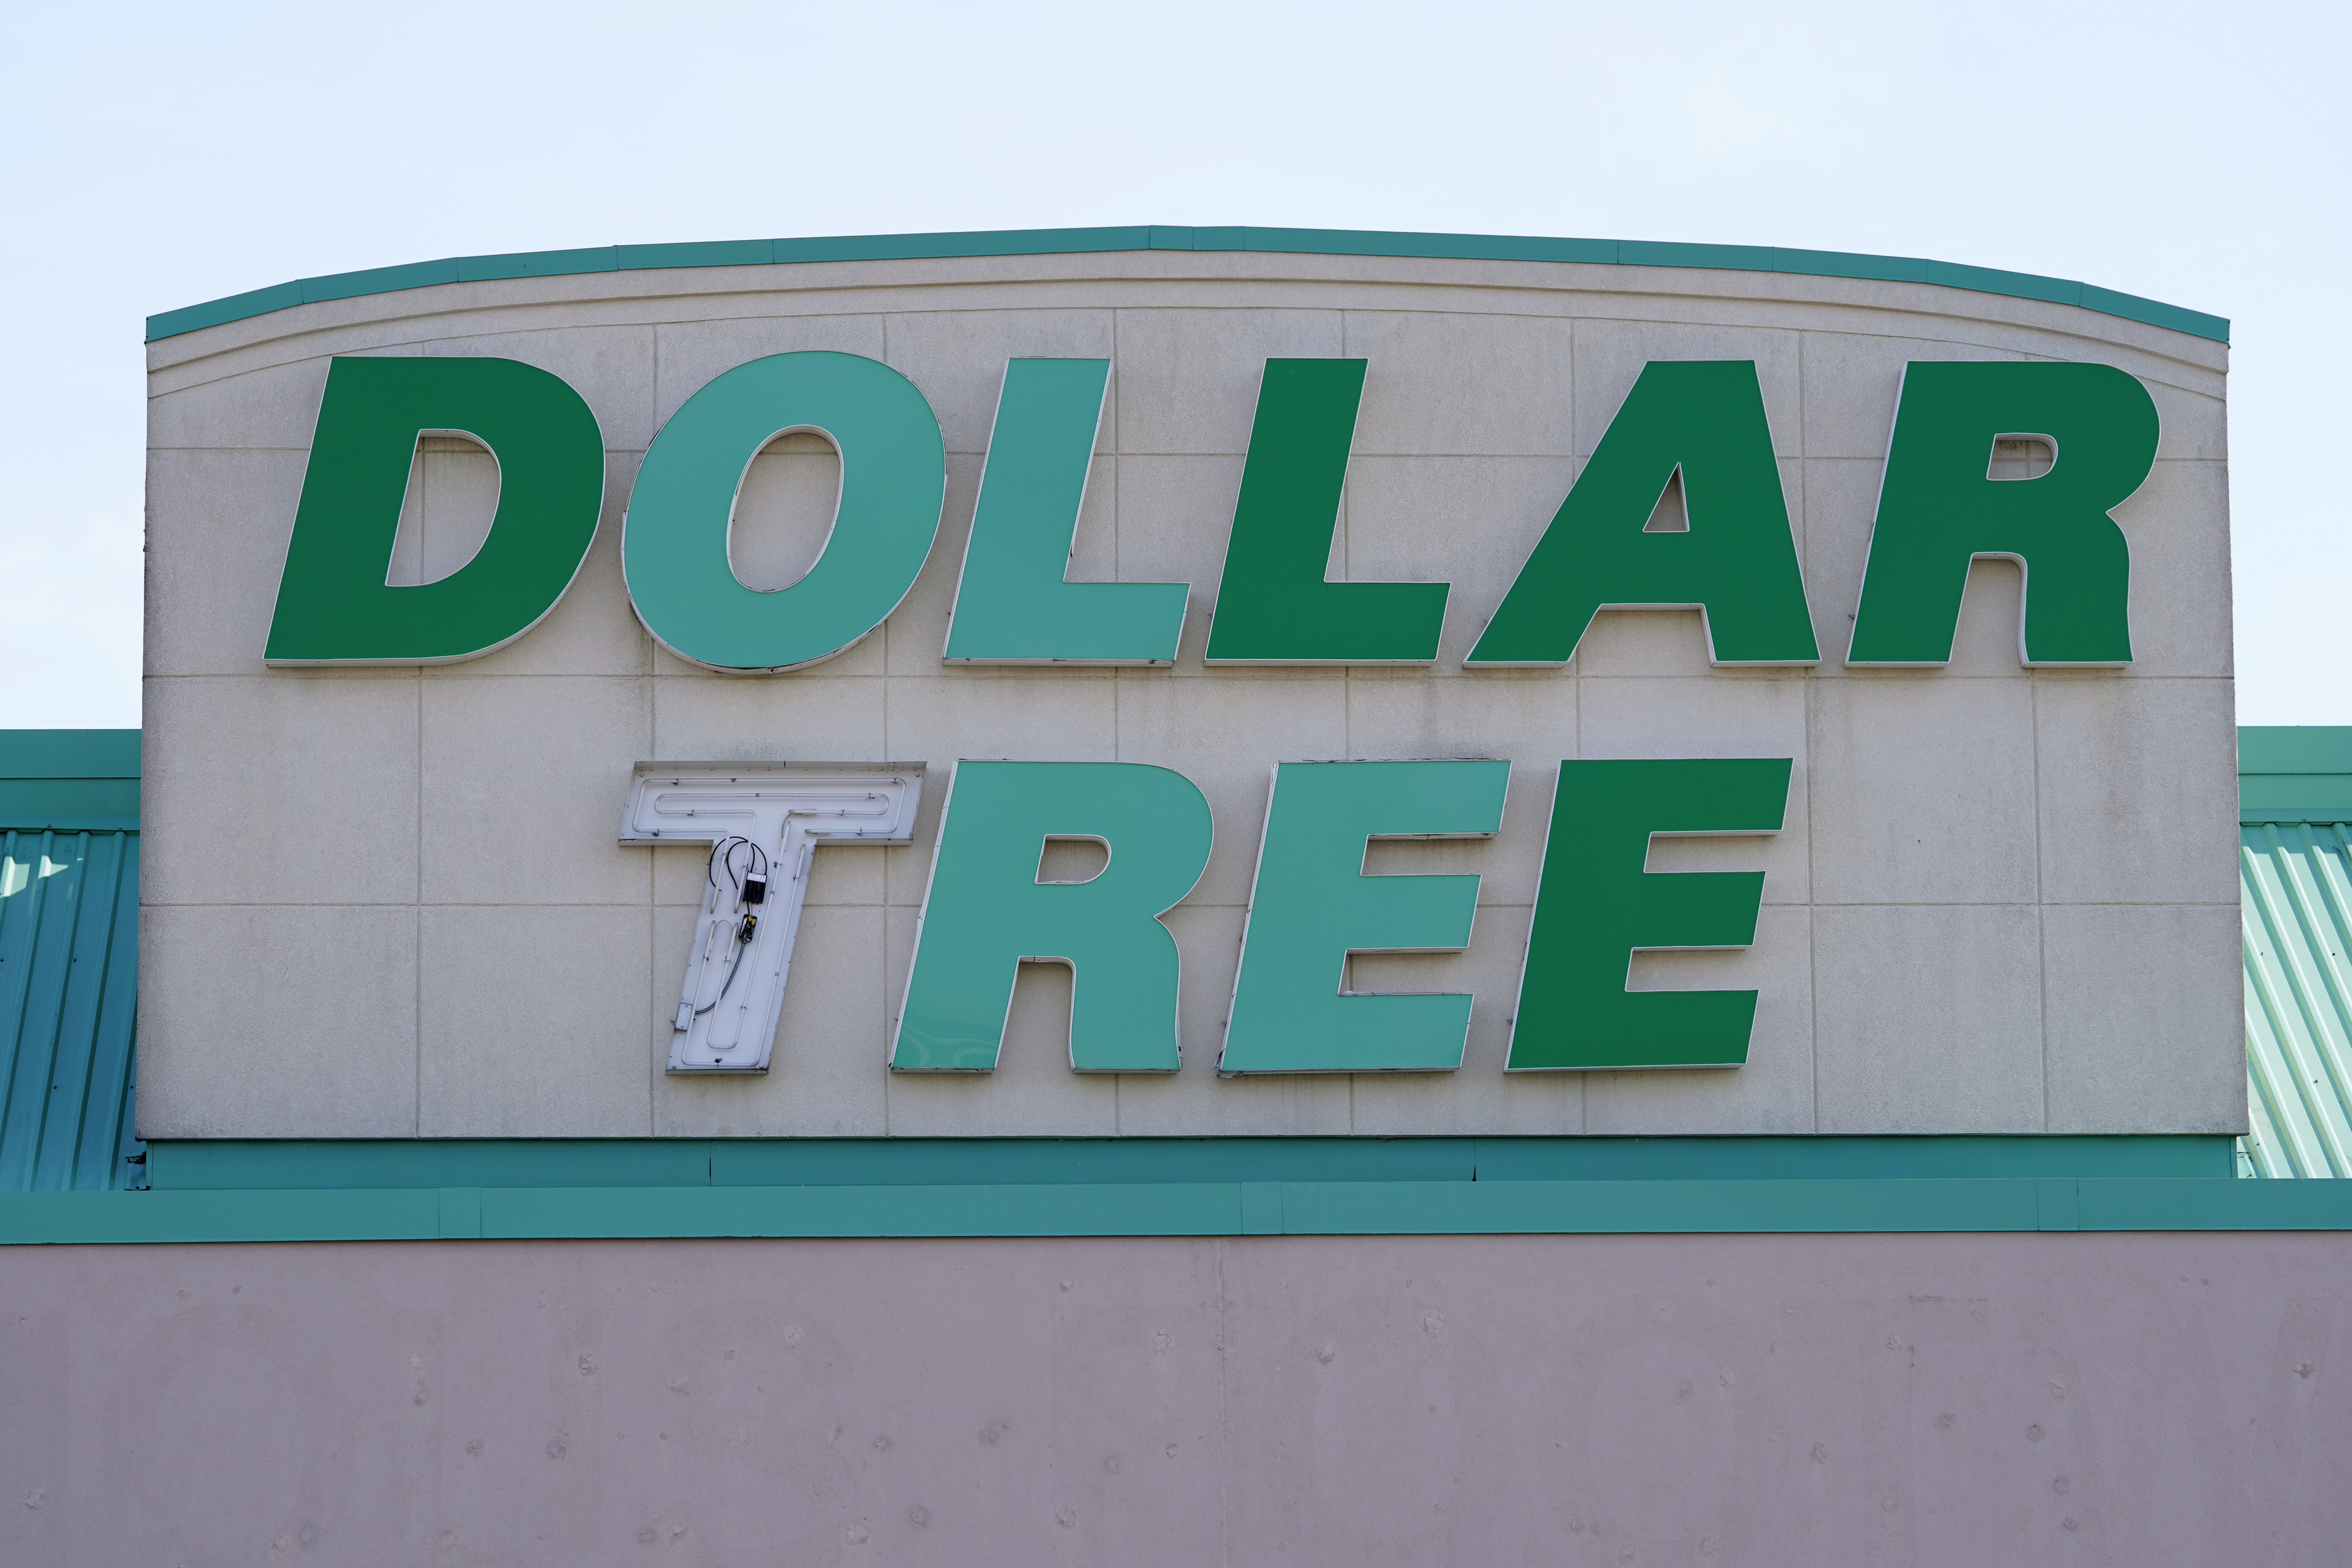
[[1467, 361, 1816, 667]]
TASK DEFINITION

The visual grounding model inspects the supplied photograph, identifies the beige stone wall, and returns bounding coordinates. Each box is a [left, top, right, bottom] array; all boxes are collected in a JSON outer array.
[[138, 250, 2241, 1139]]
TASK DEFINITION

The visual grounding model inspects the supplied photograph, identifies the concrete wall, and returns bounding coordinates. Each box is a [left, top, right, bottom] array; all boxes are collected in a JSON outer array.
[[6, 1230, 2345, 1565], [139, 250, 2242, 1139]]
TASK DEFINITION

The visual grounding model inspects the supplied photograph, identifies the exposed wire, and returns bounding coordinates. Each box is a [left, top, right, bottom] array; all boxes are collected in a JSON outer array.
[[705, 835, 769, 894], [693, 934, 750, 1016], [691, 837, 768, 1018]]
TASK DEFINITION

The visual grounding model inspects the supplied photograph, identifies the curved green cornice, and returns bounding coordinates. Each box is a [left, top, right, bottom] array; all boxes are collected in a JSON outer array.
[[145, 226, 2229, 345]]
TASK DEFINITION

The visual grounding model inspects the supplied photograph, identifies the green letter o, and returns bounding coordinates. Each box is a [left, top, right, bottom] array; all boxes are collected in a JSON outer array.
[[624, 351, 947, 671]]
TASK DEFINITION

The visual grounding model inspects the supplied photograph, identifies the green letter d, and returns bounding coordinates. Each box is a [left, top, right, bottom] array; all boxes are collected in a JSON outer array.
[[265, 356, 606, 665]]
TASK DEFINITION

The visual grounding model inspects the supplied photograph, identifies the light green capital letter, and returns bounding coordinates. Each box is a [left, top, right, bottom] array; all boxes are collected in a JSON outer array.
[[1848, 361, 2157, 666], [1221, 759, 1511, 1072], [1205, 359, 1449, 663], [624, 351, 945, 672], [265, 356, 606, 665], [943, 359, 1189, 663], [893, 761, 1213, 1072], [1468, 361, 1816, 666], [1508, 758, 1791, 1071]]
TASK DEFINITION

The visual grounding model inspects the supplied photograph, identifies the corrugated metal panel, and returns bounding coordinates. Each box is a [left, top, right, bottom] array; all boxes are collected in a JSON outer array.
[[0, 730, 142, 1192], [2240, 821, 2352, 1177]]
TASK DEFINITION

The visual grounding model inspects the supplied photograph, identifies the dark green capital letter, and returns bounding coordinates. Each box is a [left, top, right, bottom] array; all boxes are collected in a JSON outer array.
[[266, 356, 605, 665], [1508, 758, 1791, 1071], [1205, 359, 1449, 663], [1848, 361, 2157, 666], [1468, 361, 1816, 667]]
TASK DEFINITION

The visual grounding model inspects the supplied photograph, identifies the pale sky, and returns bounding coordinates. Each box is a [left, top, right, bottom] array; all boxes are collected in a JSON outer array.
[[4, 1, 2342, 728]]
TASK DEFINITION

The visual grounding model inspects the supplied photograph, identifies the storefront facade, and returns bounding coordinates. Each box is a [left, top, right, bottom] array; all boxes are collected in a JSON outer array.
[[6, 229, 2346, 1564]]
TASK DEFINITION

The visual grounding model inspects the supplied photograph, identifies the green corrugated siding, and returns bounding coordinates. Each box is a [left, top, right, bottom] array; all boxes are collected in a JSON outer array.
[[0, 731, 142, 1192], [2239, 729, 2352, 1177], [2241, 821, 2352, 1176]]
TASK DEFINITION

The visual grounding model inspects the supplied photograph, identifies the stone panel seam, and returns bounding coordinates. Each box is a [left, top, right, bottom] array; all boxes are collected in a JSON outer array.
[[2033, 677, 2052, 1133], [413, 668, 423, 1139]]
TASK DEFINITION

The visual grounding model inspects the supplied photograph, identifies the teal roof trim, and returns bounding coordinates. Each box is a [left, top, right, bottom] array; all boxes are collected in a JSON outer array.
[[0, 730, 138, 779], [0, 730, 140, 835], [146, 226, 2231, 344], [0, 783, 138, 834], [144, 1133, 2235, 1191], [3, 1175, 2344, 1244], [16, 1134, 2252, 1242], [2240, 726, 2352, 824], [2239, 727, 2352, 774]]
